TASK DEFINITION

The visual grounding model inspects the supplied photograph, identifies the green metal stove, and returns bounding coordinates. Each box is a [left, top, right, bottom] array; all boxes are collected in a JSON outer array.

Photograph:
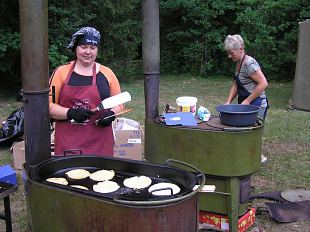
[[144, 117, 263, 232]]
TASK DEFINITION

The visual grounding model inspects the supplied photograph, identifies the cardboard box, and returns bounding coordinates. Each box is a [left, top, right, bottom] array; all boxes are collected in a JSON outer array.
[[12, 140, 55, 168], [12, 141, 25, 170], [113, 118, 143, 160], [199, 208, 256, 232], [0, 164, 17, 185]]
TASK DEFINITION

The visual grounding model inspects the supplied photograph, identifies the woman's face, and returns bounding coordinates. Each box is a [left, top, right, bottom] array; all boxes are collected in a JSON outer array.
[[226, 48, 243, 62], [76, 45, 98, 67]]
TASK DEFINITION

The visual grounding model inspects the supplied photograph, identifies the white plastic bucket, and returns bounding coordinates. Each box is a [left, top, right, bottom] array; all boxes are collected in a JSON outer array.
[[176, 96, 198, 115]]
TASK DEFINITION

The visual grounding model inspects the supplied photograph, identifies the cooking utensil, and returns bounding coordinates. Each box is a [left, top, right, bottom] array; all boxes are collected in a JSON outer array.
[[95, 108, 133, 126], [148, 182, 181, 196], [102, 108, 133, 120], [93, 91, 131, 111], [193, 185, 216, 192], [163, 104, 178, 113], [281, 189, 310, 202]]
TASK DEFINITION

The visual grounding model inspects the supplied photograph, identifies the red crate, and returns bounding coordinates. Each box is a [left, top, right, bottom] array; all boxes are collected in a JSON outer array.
[[199, 208, 256, 232]]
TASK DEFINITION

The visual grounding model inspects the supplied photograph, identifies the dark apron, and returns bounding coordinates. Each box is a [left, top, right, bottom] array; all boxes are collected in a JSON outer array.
[[54, 61, 114, 156], [234, 55, 266, 107]]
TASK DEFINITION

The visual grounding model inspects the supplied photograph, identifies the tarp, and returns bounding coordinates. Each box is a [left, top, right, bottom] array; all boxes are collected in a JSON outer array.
[[266, 200, 310, 223], [292, 19, 310, 111], [0, 107, 24, 146]]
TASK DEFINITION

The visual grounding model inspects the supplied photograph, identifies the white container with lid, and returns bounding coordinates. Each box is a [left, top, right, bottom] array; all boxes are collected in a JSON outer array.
[[176, 96, 197, 115]]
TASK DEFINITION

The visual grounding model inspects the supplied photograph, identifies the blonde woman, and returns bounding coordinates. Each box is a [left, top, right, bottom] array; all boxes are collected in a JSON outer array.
[[224, 34, 268, 121]]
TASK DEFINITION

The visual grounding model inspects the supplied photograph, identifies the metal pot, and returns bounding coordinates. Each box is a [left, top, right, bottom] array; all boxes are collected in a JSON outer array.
[[216, 104, 260, 127]]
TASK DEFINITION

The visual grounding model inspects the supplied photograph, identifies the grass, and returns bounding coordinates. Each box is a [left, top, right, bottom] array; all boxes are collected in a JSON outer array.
[[1, 75, 310, 231]]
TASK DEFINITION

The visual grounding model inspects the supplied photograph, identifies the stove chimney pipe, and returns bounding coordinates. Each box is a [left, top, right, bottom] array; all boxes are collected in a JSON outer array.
[[19, 0, 51, 166], [142, 0, 160, 120]]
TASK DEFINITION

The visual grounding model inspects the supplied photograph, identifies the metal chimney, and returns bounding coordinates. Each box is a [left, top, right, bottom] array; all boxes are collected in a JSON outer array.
[[19, 0, 51, 166], [292, 19, 310, 111], [142, 0, 160, 120]]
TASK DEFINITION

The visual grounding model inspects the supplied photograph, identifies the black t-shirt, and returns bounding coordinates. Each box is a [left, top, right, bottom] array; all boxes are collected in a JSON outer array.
[[68, 71, 111, 100]]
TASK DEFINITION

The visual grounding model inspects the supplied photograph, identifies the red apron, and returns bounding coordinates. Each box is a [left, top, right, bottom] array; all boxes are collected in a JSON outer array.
[[54, 61, 114, 156]]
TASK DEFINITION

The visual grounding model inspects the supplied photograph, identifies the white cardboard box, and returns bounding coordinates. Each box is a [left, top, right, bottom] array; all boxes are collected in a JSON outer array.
[[113, 118, 143, 161], [12, 139, 54, 169], [12, 141, 25, 170]]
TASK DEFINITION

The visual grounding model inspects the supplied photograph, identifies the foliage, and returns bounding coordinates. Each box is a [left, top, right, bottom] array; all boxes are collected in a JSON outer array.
[[0, 30, 20, 77], [160, 0, 310, 80], [0, 0, 21, 88], [0, 0, 141, 87], [235, 0, 308, 80], [47, 0, 142, 82], [160, 0, 236, 76], [48, 44, 69, 71], [0, 0, 309, 88]]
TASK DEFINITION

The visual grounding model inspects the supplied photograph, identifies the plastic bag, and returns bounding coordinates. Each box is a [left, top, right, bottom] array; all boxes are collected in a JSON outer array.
[[197, 106, 211, 121], [113, 117, 140, 131], [0, 107, 24, 145]]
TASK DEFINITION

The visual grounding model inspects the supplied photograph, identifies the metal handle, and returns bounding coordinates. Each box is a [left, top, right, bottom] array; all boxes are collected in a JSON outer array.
[[150, 187, 174, 195], [63, 149, 82, 156], [51, 86, 56, 103], [165, 159, 206, 190], [196, 173, 205, 186], [165, 159, 200, 174]]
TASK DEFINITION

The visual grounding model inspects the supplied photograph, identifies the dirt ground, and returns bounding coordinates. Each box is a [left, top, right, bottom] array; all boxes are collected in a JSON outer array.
[[250, 176, 310, 232]]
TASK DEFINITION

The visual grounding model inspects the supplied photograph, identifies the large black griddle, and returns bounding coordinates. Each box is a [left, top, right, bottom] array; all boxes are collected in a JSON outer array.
[[29, 155, 201, 204]]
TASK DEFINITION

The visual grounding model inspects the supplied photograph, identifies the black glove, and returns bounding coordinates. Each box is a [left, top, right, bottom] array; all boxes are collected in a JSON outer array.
[[96, 110, 115, 127], [67, 108, 95, 123]]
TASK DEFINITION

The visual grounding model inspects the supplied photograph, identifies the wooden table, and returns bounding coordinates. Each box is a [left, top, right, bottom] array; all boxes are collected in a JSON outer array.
[[0, 182, 18, 232]]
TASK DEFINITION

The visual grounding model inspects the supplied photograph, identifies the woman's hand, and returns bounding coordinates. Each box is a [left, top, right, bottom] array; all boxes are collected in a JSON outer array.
[[67, 108, 95, 123], [241, 99, 251, 105], [95, 110, 115, 127]]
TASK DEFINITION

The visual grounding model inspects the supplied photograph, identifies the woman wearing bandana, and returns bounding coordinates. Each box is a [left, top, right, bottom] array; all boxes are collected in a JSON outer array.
[[223, 34, 269, 121], [49, 26, 123, 156]]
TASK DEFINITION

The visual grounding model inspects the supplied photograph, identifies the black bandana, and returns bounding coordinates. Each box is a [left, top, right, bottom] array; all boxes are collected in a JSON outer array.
[[76, 34, 100, 47], [67, 27, 101, 51]]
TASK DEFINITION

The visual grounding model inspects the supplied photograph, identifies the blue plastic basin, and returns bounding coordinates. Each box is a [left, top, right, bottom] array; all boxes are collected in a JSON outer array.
[[216, 104, 260, 127]]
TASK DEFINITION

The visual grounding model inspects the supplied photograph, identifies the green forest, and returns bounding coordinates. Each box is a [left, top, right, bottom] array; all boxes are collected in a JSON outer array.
[[0, 0, 309, 89]]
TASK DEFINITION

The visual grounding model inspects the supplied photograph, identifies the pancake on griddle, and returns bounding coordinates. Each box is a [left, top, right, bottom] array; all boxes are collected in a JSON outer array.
[[65, 169, 90, 180], [90, 169, 115, 181], [123, 175, 152, 189], [70, 185, 89, 190], [46, 177, 68, 186], [148, 182, 180, 196], [93, 180, 120, 193]]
